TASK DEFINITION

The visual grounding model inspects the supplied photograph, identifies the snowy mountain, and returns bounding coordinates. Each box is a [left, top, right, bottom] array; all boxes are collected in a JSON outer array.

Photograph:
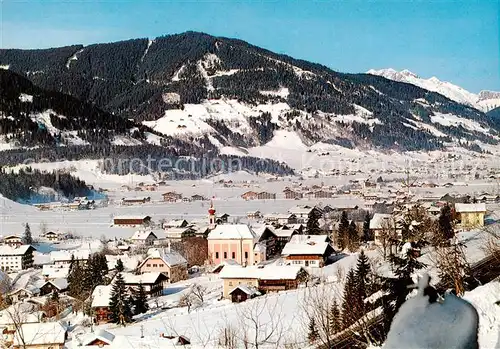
[[1, 32, 500, 156], [367, 68, 500, 112]]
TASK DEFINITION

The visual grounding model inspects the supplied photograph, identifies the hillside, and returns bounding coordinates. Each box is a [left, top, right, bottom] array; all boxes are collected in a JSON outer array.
[[1, 31, 499, 153], [0, 69, 293, 177]]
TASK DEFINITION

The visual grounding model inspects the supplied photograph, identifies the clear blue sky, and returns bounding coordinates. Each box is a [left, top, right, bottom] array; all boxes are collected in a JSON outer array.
[[1, 0, 498, 92]]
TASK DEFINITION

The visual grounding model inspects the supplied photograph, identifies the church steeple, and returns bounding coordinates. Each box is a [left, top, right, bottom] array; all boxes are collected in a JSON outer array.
[[208, 201, 216, 229]]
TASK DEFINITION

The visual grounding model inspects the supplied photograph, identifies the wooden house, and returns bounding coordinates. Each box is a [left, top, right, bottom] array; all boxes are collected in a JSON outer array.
[[113, 215, 151, 227], [162, 192, 182, 202], [241, 191, 259, 200]]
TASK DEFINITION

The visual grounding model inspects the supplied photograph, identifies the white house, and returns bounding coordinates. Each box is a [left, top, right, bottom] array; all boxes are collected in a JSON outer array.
[[49, 249, 90, 265], [1, 235, 22, 248], [130, 230, 158, 246], [0, 245, 35, 272]]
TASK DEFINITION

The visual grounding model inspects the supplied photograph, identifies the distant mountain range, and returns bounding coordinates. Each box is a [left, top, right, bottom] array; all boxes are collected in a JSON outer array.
[[367, 68, 500, 112], [1, 31, 499, 158]]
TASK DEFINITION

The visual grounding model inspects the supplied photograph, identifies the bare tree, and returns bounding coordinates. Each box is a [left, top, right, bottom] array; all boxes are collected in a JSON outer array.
[[431, 237, 470, 296], [236, 296, 287, 349], [377, 218, 399, 259], [191, 283, 207, 304], [217, 325, 238, 349], [178, 292, 197, 314]]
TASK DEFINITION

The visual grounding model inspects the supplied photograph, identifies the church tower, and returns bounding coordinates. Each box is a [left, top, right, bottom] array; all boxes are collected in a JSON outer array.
[[208, 201, 216, 229]]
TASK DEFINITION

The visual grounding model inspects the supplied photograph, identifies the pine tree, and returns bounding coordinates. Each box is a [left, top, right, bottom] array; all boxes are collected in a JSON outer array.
[[68, 259, 86, 299], [347, 221, 360, 251], [23, 223, 33, 245], [307, 317, 319, 343], [329, 300, 341, 334], [51, 290, 59, 302], [306, 208, 322, 235], [133, 283, 149, 315], [363, 212, 372, 242], [438, 205, 454, 241], [115, 258, 124, 272], [109, 273, 132, 326], [355, 251, 371, 307], [341, 268, 358, 328], [337, 211, 349, 249]]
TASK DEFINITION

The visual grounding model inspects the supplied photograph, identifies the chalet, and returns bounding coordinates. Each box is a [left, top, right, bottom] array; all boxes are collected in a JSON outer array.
[[12, 322, 67, 349], [164, 227, 196, 240], [241, 191, 259, 200], [283, 188, 303, 199], [247, 210, 262, 219], [229, 285, 260, 303], [0, 303, 45, 345], [121, 196, 151, 205], [162, 192, 182, 202], [164, 219, 189, 228], [113, 215, 152, 227], [138, 248, 188, 283], [288, 205, 322, 224], [76, 330, 191, 348], [121, 272, 169, 297], [91, 285, 113, 324], [191, 194, 206, 201], [130, 230, 158, 246], [0, 245, 35, 272], [314, 190, 334, 199], [257, 191, 276, 200], [50, 249, 90, 265], [1, 235, 22, 248], [219, 265, 307, 299], [277, 213, 297, 225], [281, 235, 333, 268], [44, 231, 59, 242], [455, 203, 487, 228], [256, 226, 278, 258], [8, 285, 40, 303], [38, 278, 68, 296], [218, 213, 230, 224]]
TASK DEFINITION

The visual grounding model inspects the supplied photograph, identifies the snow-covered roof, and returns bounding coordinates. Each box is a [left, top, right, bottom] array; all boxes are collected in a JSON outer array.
[[288, 205, 315, 215], [455, 203, 486, 213], [253, 242, 266, 253], [164, 219, 188, 227], [229, 284, 260, 296], [106, 255, 143, 271], [145, 248, 187, 267], [274, 228, 297, 238], [208, 224, 257, 240], [2, 234, 21, 240], [369, 213, 395, 230], [121, 272, 165, 285], [131, 230, 158, 240], [219, 265, 304, 280], [81, 329, 116, 346], [13, 321, 66, 346], [113, 215, 151, 220], [0, 303, 43, 325], [42, 264, 70, 278], [50, 249, 90, 262], [91, 285, 113, 307], [43, 278, 68, 290], [0, 244, 34, 256], [281, 235, 330, 256]]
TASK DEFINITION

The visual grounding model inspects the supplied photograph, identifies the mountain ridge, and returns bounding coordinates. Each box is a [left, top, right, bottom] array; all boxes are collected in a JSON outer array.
[[1, 31, 499, 155], [367, 68, 500, 112]]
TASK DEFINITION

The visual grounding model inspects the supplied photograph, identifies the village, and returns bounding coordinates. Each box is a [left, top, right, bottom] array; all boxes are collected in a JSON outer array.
[[0, 171, 499, 349]]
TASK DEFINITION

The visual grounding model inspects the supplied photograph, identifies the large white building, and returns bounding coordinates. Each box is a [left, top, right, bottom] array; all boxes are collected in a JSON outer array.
[[0, 245, 35, 272]]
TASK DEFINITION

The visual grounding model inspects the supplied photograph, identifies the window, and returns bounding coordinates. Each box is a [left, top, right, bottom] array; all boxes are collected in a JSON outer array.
[[153, 264, 158, 267], [146, 264, 151, 267], [244, 252, 248, 259], [232, 252, 235, 259], [224, 252, 227, 259], [215, 252, 219, 259], [229, 281, 233, 286]]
